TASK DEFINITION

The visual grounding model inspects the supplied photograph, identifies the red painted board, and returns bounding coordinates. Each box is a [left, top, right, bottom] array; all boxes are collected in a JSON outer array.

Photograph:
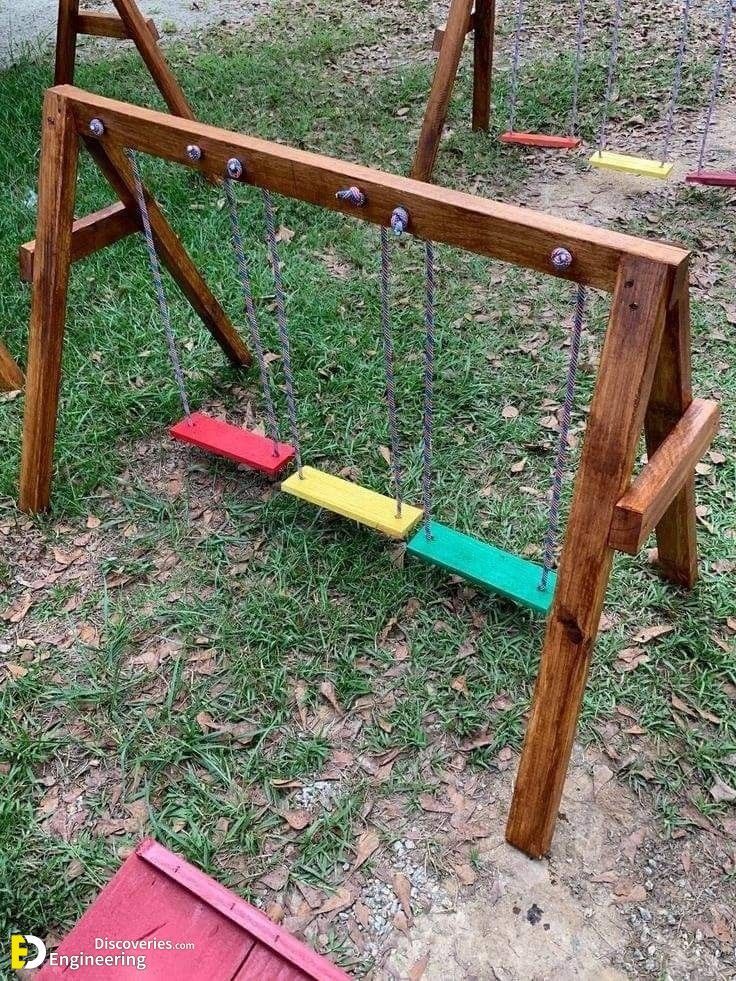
[[500, 131, 581, 149], [685, 170, 736, 187], [37, 839, 351, 981], [170, 411, 295, 476]]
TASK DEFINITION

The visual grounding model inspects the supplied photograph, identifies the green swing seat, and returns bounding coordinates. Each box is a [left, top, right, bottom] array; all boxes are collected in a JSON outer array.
[[407, 521, 556, 614]]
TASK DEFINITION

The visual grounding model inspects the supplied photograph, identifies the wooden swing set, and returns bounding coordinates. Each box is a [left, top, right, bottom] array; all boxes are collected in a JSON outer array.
[[20, 83, 720, 858]]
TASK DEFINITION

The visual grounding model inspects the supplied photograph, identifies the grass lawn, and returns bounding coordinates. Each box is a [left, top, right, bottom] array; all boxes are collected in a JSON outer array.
[[0, 0, 734, 975]]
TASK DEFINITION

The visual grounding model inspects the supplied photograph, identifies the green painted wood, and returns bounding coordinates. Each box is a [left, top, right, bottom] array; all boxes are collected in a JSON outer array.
[[407, 521, 556, 614]]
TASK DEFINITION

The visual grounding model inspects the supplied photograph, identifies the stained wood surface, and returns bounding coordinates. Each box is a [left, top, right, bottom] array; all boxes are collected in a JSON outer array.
[[0, 341, 23, 391], [76, 11, 159, 40], [111, 0, 195, 119], [432, 12, 475, 52], [408, 521, 555, 613], [60, 87, 690, 293], [611, 399, 719, 555], [86, 138, 251, 367], [19, 201, 139, 282], [472, 0, 494, 131], [506, 257, 673, 858], [282, 466, 423, 539], [20, 90, 80, 513], [54, 0, 79, 84], [411, 0, 475, 181], [170, 412, 295, 476], [501, 132, 581, 149], [37, 838, 349, 980], [643, 270, 699, 587]]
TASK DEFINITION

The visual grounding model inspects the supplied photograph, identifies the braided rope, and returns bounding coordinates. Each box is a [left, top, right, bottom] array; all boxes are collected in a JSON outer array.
[[380, 227, 404, 517], [696, 0, 734, 172], [421, 240, 436, 540], [596, 0, 624, 155], [336, 186, 366, 207], [538, 284, 586, 593], [262, 190, 303, 475], [125, 148, 190, 418], [570, 0, 586, 137], [507, 0, 526, 132], [660, 0, 693, 163], [223, 177, 281, 455]]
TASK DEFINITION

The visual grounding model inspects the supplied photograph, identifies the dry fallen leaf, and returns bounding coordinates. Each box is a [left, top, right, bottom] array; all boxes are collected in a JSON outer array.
[[283, 809, 311, 830], [633, 624, 674, 644], [502, 405, 519, 420], [710, 777, 736, 804], [409, 953, 430, 981], [454, 863, 477, 885], [393, 871, 412, 918], [319, 680, 342, 714], [353, 829, 380, 869]]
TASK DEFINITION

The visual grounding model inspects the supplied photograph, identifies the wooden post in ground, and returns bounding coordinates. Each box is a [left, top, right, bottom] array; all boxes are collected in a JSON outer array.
[[0, 342, 24, 391], [20, 90, 80, 513], [411, 0, 475, 181], [472, 0, 495, 131], [505, 257, 675, 858]]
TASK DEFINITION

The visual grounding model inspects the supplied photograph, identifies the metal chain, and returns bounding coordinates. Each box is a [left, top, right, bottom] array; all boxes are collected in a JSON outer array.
[[570, 0, 586, 136], [596, 0, 624, 155], [262, 189, 303, 475], [421, 240, 436, 540], [660, 0, 693, 163], [538, 284, 586, 593], [696, 0, 734, 172], [380, 227, 404, 517], [507, 0, 526, 132], [223, 177, 281, 455], [126, 148, 190, 417]]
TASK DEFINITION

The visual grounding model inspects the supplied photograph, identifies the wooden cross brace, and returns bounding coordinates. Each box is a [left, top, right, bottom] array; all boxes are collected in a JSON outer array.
[[20, 86, 718, 859]]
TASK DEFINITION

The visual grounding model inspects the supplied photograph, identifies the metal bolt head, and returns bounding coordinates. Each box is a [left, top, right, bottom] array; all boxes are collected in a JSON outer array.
[[89, 118, 105, 137], [186, 144, 203, 162], [551, 246, 573, 270], [226, 158, 243, 179]]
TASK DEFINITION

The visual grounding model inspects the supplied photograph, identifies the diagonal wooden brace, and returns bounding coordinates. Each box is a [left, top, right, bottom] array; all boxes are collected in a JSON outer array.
[[0, 341, 24, 391], [610, 398, 719, 555]]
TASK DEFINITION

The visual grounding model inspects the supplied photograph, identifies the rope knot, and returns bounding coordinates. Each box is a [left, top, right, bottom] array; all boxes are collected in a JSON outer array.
[[390, 206, 409, 236], [336, 186, 366, 207]]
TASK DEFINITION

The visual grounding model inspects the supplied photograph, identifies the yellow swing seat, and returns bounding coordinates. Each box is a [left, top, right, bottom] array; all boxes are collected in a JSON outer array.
[[589, 150, 673, 179], [281, 466, 423, 539]]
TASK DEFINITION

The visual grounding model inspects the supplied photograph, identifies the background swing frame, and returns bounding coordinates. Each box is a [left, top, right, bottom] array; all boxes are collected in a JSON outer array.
[[21, 84, 719, 859]]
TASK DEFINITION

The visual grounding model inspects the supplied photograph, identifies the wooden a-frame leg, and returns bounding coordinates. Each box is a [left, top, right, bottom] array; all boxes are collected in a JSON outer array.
[[472, 0, 495, 132], [20, 91, 80, 513], [505, 257, 679, 858], [0, 341, 23, 392], [112, 0, 196, 120], [411, 0, 475, 181], [84, 138, 251, 368], [54, 0, 80, 84], [644, 264, 699, 587]]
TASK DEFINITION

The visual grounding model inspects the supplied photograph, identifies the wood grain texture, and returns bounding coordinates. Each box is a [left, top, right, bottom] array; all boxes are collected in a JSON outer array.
[[20, 90, 80, 513], [85, 137, 251, 367], [19, 201, 139, 282], [506, 257, 673, 858], [611, 399, 719, 554], [643, 269, 699, 587], [75, 11, 159, 40], [472, 0, 494, 131], [432, 13, 475, 52], [411, 0, 475, 181], [54, 0, 79, 84], [61, 86, 690, 293], [111, 0, 196, 119], [0, 341, 23, 391]]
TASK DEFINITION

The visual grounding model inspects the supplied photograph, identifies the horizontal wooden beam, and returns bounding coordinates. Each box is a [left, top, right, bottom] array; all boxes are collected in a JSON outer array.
[[75, 12, 159, 41], [433, 12, 475, 51], [0, 340, 24, 391], [19, 201, 139, 283], [610, 398, 719, 554], [54, 86, 690, 293]]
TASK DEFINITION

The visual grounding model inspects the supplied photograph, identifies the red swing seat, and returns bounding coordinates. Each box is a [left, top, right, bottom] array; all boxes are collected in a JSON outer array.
[[685, 170, 736, 187], [170, 412, 295, 477], [500, 132, 581, 149]]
